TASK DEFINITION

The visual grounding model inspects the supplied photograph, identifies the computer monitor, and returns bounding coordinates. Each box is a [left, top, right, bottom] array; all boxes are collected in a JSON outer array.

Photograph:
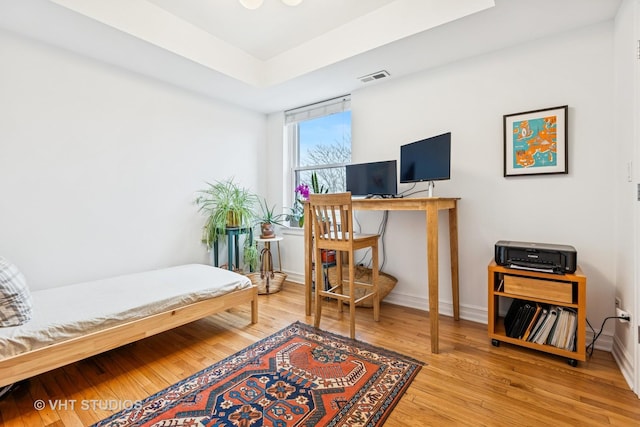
[[346, 160, 397, 197], [400, 132, 451, 183]]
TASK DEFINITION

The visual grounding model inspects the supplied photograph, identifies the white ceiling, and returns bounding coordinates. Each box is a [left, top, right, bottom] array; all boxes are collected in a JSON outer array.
[[0, 0, 622, 113], [147, 0, 400, 61]]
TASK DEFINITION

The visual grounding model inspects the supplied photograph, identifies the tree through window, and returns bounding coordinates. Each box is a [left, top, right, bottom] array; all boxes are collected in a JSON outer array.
[[285, 96, 351, 223]]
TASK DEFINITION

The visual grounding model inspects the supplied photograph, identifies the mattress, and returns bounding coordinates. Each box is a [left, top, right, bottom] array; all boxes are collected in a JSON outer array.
[[0, 264, 252, 360]]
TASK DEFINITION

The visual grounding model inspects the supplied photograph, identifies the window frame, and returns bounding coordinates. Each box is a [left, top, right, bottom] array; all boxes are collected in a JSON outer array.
[[284, 95, 352, 219]]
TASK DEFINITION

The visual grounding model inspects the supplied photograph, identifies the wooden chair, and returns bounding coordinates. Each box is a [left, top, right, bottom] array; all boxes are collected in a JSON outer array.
[[308, 192, 380, 339]]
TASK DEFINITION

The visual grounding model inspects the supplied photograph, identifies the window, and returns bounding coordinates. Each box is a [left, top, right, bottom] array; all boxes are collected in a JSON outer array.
[[285, 95, 351, 217]]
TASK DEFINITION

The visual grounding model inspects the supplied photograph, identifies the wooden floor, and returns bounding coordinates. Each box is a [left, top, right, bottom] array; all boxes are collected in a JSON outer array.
[[1, 282, 638, 426]]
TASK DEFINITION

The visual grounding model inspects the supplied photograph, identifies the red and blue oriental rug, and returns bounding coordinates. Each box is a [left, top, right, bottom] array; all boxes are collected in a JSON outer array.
[[94, 321, 423, 426]]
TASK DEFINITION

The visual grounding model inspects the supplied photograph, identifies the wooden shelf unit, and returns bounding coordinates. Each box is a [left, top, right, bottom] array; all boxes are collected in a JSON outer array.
[[487, 260, 586, 366]]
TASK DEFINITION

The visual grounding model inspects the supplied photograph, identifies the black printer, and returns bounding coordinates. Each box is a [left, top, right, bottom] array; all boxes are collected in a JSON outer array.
[[495, 240, 577, 274]]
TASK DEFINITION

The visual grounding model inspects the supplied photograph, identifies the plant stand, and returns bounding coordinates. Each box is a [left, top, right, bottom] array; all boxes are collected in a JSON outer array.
[[213, 227, 252, 271], [250, 236, 285, 294]]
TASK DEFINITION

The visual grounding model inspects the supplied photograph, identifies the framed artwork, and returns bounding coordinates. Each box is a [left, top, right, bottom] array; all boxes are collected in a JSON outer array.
[[503, 105, 568, 177]]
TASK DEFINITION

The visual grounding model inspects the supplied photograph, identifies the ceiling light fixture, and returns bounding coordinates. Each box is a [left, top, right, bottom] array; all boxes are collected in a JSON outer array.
[[239, 0, 302, 9]]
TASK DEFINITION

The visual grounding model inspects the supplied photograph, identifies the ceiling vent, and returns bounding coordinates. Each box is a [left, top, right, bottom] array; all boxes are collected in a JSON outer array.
[[358, 70, 390, 83]]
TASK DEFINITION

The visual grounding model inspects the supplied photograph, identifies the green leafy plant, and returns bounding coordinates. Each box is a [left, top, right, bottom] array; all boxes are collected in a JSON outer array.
[[287, 172, 329, 227], [243, 237, 259, 271], [195, 178, 258, 249], [286, 205, 304, 227], [256, 198, 287, 226], [256, 198, 287, 239], [311, 171, 328, 194]]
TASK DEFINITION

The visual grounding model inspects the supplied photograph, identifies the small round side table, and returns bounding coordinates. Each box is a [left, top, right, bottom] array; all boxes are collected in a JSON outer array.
[[254, 236, 283, 273], [254, 236, 282, 294]]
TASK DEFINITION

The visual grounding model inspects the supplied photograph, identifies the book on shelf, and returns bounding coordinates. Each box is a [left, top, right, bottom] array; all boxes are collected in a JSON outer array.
[[516, 304, 579, 351], [550, 308, 576, 350], [508, 304, 525, 338], [515, 303, 538, 339], [503, 300, 578, 347], [527, 307, 548, 342], [504, 300, 537, 339], [504, 299, 525, 337], [548, 307, 568, 347], [532, 306, 558, 345], [563, 309, 577, 351], [522, 303, 542, 341], [544, 307, 578, 350]]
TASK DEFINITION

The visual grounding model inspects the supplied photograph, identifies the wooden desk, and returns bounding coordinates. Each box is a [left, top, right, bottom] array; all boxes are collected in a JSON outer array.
[[303, 197, 460, 354]]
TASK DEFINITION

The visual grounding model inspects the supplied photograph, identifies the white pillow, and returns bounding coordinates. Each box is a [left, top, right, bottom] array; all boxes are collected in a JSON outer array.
[[0, 257, 33, 326]]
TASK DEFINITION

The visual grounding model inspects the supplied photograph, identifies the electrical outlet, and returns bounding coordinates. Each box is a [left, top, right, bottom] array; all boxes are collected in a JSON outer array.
[[616, 307, 631, 323], [615, 297, 622, 308]]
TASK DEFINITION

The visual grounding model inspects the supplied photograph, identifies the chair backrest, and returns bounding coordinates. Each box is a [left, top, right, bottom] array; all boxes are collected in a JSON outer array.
[[308, 192, 353, 248]]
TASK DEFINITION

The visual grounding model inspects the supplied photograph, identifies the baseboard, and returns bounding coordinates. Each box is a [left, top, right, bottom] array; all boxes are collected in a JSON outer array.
[[283, 279, 616, 357], [587, 330, 613, 352], [283, 270, 304, 285], [384, 292, 487, 324], [612, 334, 635, 393], [383, 292, 618, 355], [285, 278, 485, 324]]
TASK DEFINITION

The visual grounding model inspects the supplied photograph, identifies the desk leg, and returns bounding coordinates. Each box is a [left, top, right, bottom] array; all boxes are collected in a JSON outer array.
[[449, 202, 460, 321], [304, 203, 312, 316], [426, 204, 439, 354]]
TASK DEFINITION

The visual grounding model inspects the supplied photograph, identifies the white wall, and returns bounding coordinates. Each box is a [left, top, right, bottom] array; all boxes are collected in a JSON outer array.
[[613, 0, 639, 391], [273, 22, 618, 344], [3, 10, 618, 351], [0, 29, 266, 290]]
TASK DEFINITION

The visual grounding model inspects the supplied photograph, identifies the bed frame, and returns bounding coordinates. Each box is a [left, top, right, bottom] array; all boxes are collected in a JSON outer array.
[[0, 284, 258, 387]]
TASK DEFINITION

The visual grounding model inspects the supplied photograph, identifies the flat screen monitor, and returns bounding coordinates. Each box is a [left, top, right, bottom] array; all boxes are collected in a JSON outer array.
[[346, 160, 397, 197], [400, 132, 451, 183]]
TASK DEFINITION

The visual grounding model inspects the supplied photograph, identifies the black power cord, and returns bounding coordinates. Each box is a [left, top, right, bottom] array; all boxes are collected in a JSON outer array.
[[352, 210, 389, 271], [586, 315, 631, 358]]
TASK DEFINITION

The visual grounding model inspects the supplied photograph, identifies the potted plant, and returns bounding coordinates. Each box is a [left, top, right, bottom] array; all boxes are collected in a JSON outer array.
[[310, 171, 328, 194], [195, 177, 258, 250], [256, 198, 287, 239], [287, 183, 309, 227], [286, 172, 330, 228], [242, 237, 260, 271]]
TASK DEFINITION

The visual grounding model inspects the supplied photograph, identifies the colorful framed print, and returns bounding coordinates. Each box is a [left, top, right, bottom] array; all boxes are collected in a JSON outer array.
[[503, 105, 568, 177]]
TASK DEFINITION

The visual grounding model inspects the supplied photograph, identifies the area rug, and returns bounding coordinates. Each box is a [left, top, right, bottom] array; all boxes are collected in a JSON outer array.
[[93, 321, 423, 426]]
